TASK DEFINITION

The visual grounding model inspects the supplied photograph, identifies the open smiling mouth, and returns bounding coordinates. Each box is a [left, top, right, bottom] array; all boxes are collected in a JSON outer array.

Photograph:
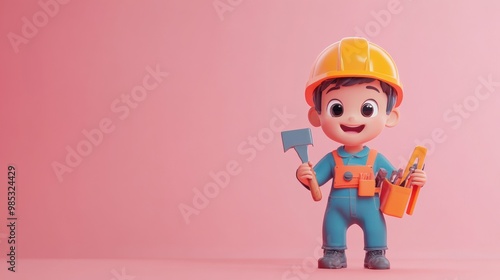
[[340, 124, 365, 133]]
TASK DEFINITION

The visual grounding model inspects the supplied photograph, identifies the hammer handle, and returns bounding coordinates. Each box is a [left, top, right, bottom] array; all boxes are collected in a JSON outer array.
[[309, 172, 322, 201], [403, 146, 427, 215], [406, 185, 421, 215]]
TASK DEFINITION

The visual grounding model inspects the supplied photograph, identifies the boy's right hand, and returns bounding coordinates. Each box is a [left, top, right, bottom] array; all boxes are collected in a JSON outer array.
[[296, 161, 315, 187]]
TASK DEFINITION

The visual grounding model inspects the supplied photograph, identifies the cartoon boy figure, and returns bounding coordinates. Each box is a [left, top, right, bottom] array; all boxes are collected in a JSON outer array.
[[296, 37, 427, 269]]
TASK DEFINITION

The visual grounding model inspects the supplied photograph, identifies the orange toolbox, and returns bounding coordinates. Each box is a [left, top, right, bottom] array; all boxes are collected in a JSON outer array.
[[379, 146, 427, 218]]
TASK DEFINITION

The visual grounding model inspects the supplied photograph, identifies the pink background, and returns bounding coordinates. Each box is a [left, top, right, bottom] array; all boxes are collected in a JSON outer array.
[[1, 0, 500, 277]]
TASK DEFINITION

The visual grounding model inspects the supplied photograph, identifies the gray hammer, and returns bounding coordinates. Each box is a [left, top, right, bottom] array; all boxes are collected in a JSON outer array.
[[281, 128, 322, 201]]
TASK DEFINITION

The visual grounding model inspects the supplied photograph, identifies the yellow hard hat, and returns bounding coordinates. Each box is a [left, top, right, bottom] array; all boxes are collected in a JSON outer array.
[[305, 37, 403, 108]]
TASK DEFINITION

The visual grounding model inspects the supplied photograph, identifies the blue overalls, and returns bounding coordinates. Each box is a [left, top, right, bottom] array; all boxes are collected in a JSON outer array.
[[313, 146, 395, 251]]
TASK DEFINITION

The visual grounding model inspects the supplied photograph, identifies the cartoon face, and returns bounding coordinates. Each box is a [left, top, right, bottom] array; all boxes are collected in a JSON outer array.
[[316, 80, 398, 147]]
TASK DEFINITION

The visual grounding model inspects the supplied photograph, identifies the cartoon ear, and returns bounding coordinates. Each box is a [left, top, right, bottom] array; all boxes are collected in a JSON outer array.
[[386, 108, 400, 127], [308, 107, 321, 127]]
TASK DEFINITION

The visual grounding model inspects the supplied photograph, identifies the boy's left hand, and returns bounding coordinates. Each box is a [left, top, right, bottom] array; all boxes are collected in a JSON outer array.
[[409, 169, 426, 188]]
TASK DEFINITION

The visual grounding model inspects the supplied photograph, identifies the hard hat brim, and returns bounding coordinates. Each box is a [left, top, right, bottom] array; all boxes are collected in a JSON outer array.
[[305, 72, 403, 108]]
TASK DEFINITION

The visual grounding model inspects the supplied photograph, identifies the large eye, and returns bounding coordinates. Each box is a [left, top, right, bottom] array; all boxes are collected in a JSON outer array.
[[326, 99, 343, 117], [361, 99, 379, 118]]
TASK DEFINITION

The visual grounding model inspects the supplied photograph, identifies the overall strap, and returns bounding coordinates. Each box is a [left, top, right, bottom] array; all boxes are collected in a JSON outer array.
[[331, 150, 343, 166], [366, 149, 378, 166]]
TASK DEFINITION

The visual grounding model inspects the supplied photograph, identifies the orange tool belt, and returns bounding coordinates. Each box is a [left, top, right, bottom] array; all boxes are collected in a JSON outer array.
[[332, 149, 378, 197], [379, 146, 427, 218]]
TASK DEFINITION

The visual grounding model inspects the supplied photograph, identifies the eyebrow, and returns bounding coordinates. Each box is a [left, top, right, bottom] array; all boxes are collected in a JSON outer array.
[[326, 86, 340, 94], [366, 86, 380, 92]]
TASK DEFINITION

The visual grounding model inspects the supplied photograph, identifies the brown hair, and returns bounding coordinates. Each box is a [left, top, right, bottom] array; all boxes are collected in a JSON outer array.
[[312, 78, 396, 115]]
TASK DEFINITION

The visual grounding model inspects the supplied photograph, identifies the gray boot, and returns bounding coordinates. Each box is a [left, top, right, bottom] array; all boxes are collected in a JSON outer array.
[[364, 250, 390, 269], [318, 249, 347, 269]]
